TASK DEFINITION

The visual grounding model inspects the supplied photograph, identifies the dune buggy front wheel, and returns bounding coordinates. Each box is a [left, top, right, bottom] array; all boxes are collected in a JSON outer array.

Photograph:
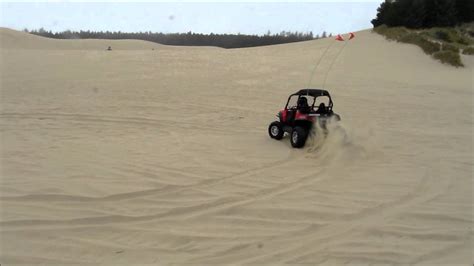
[[268, 121, 284, 140], [290, 126, 308, 148]]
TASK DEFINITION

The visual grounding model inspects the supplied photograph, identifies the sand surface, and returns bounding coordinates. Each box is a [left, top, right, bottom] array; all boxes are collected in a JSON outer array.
[[0, 27, 473, 264]]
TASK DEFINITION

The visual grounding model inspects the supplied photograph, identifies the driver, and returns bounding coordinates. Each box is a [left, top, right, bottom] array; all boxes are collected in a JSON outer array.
[[297, 97, 311, 113]]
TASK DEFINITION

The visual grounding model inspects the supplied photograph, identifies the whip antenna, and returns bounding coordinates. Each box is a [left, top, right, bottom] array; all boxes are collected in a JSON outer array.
[[306, 37, 336, 89], [322, 32, 355, 88]]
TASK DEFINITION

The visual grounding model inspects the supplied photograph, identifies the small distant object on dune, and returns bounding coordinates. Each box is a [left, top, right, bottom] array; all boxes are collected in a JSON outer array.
[[107, 46, 112, 51]]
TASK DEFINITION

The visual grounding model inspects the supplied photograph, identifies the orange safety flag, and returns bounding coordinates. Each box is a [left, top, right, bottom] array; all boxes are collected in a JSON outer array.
[[349, 32, 355, 40], [335, 34, 344, 41]]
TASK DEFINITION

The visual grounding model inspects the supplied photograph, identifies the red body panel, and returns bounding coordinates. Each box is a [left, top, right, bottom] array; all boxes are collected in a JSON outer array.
[[280, 109, 287, 122], [296, 112, 316, 122], [280, 109, 316, 123], [295, 112, 307, 120]]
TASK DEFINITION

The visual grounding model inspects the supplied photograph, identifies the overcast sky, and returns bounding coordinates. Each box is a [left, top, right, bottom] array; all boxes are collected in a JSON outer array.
[[0, 1, 383, 35]]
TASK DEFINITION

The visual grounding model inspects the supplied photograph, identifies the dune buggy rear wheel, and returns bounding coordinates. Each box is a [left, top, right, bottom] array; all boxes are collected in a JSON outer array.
[[268, 121, 284, 140], [291, 126, 308, 148]]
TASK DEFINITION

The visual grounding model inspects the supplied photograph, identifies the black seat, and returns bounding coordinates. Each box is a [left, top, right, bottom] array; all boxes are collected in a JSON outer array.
[[316, 102, 327, 114]]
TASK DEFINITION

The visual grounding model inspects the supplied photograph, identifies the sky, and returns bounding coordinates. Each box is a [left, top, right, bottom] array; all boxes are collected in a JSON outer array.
[[0, 1, 383, 35]]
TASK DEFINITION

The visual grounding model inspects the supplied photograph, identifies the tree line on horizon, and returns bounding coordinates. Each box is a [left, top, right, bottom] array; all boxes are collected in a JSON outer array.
[[371, 0, 474, 29], [24, 28, 332, 49]]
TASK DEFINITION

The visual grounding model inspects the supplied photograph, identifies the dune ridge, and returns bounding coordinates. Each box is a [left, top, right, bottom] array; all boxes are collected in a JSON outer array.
[[0, 28, 472, 264]]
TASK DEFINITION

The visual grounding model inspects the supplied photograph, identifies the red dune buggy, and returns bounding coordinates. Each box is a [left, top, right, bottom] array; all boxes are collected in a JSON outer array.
[[268, 89, 341, 148]]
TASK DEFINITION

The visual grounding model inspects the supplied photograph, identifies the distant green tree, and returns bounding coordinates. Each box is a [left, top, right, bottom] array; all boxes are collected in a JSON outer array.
[[26, 28, 318, 49], [424, 0, 458, 27], [372, 0, 473, 28], [371, 0, 395, 27], [455, 0, 474, 24], [405, 0, 426, 28]]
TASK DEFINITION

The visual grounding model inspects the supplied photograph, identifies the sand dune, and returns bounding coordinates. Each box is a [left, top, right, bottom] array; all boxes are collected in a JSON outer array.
[[0, 27, 472, 264]]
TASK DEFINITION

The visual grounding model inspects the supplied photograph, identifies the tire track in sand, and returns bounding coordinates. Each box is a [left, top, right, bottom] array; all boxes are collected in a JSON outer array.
[[0, 153, 325, 230], [0, 112, 255, 134], [0, 148, 296, 204], [233, 165, 454, 264], [1, 110, 283, 204]]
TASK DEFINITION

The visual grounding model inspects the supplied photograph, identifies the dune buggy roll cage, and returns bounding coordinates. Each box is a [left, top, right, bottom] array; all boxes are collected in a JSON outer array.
[[285, 89, 334, 111]]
